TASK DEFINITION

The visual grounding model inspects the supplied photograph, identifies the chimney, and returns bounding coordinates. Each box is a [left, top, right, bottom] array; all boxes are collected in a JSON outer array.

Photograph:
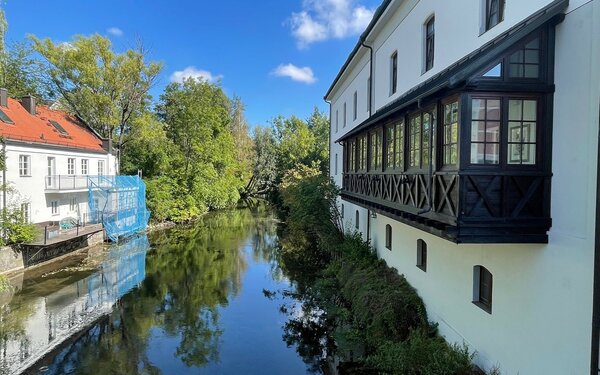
[[21, 95, 36, 115], [0, 88, 7, 108]]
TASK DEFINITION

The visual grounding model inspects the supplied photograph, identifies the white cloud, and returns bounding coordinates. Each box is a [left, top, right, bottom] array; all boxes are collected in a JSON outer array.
[[271, 64, 317, 84], [289, 0, 375, 48], [107, 27, 124, 37], [170, 66, 223, 84]]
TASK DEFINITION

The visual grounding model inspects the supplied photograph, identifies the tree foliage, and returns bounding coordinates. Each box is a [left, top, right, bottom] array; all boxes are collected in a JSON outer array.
[[31, 34, 162, 152]]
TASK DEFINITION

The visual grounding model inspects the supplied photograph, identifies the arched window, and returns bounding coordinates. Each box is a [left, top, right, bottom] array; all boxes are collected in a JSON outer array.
[[355, 210, 360, 229], [417, 239, 427, 271], [473, 265, 493, 313], [385, 224, 392, 250]]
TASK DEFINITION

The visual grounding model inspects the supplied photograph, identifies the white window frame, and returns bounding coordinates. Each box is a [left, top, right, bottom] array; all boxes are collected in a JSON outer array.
[[21, 202, 30, 223], [19, 155, 31, 176], [343, 102, 347, 128], [51, 201, 59, 216], [81, 159, 88, 175], [69, 197, 77, 211], [67, 158, 76, 175], [98, 160, 105, 176], [390, 51, 398, 95], [336, 110, 339, 133]]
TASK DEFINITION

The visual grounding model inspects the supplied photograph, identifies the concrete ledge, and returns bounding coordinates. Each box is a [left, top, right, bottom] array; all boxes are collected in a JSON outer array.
[[0, 230, 105, 275]]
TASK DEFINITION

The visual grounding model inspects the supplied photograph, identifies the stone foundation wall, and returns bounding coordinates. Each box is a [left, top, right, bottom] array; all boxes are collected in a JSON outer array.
[[0, 230, 105, 274]]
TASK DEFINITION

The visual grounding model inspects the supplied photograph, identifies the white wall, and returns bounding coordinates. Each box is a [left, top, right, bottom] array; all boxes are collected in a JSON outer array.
[[331, 0, 600, 373], [4, 143, 116, 224]]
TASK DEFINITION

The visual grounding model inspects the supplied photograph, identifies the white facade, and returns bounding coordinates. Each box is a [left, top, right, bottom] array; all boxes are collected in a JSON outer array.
[[4, 143, 117, 224], [328, 0, 600, 374]]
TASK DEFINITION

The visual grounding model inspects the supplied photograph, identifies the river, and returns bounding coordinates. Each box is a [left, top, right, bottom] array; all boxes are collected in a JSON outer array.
[[0, 204, 325, 375]]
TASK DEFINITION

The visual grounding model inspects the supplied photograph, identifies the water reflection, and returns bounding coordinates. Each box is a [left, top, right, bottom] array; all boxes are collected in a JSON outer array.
[[0, 236, 149, 375], [1, 203, 315, 375]]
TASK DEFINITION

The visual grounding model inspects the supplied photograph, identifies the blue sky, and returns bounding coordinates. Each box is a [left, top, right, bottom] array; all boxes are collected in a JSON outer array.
[[2, 0, 380, 128]]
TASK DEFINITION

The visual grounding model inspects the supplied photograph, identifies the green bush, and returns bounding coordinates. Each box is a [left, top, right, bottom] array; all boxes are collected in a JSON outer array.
[[366, 331, 474, 375], [1, 209, 37, 245]]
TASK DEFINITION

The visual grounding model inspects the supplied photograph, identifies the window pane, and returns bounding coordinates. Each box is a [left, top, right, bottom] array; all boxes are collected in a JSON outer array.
[[482, 63, 502, 78], [471, 143, 485, 164], [485, 144, 499, 164], [451, 123, 458, 142], [487, 100, 501, 120], [472, 121, 485, 142], [524, 50, 539, 64], [523, 122, 536, 142], [508, 143, 522, 164], [509, 100, 522, 121], [486, 122, 500, 142], [508, 122, 521, 142], [472, 99, 486, 120], [450, 145, 458, 164], [509, 64, 523, 77], [524, 65, 539, 78], [509, 50, 523, 63], [523, 100, 537, 121], [523, 144, 536, 165]]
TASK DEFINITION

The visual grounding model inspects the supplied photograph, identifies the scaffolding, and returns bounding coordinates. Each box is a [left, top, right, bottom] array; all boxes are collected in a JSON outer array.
[[88, 176, 150, 242]]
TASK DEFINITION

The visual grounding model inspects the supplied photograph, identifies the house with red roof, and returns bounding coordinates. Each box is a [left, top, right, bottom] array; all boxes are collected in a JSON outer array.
[[0, 88, 118, 225]]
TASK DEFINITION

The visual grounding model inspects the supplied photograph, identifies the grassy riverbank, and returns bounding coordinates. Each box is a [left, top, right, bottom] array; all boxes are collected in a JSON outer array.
[[277, 168, 489, 374]]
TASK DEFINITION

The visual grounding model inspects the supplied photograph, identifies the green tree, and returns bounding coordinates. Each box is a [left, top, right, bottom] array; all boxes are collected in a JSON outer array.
[[31, 34, 162, 159]]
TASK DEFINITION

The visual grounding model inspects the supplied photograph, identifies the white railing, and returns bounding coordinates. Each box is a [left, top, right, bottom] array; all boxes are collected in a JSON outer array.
[[45, 175, 106, 191]]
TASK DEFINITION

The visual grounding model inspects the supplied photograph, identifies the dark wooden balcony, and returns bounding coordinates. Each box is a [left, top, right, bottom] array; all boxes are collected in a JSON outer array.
[[342, 170, 551, 243]]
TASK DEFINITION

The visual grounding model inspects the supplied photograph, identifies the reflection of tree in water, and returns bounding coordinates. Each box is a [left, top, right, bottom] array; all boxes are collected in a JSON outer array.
[[39, 207, 270, 374]]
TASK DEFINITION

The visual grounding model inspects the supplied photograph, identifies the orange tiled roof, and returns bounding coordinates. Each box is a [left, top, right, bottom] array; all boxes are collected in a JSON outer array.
[[0, 98, 106, 153]]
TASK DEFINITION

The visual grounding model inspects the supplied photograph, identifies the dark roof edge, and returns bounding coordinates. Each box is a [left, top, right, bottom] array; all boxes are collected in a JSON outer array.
[[335, 0, 569, 143], [324, 0, 393, 101]]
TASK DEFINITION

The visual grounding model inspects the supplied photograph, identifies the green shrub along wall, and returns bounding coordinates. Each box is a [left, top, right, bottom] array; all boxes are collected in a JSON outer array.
[[278, 171, 481, 375]]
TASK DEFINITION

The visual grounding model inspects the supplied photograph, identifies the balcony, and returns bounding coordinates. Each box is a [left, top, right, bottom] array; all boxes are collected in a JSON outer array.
[[45, 175, 106, 192], [342, 170, 551, 243]]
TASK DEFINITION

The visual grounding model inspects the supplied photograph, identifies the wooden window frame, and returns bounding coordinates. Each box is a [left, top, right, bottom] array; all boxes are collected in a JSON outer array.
[[368, 128, 383, 173], [467, 93, 542, 169], [408, 107, 436, 171], [473, 265, 493, 314], [485, 0, 505, 32], [390, 51, 398, 95], [353, 91, 358, 121], [385, 224, 392, 250], [442, 97, 460, 168], [425, 17, 435, 72], [417, 239, 427, 272]]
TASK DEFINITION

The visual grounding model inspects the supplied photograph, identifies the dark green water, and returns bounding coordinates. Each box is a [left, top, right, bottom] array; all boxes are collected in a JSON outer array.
[[0, 205, 323, 375]]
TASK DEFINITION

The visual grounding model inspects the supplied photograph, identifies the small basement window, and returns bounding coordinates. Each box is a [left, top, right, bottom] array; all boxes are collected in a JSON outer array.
[[417, 239, 427, 271], [473, 265, 493, 313], [385, 224, 392, 250]]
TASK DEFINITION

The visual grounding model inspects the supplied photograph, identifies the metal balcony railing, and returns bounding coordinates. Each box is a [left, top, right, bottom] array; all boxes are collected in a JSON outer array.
[[45, 175, 106, 191]]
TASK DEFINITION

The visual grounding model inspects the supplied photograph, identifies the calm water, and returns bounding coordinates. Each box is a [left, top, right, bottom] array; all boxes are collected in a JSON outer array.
[[0, 205, 321, 375]]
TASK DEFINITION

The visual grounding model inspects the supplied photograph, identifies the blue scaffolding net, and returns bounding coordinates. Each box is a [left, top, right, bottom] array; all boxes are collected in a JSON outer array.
[[88, 175, 151, 242]]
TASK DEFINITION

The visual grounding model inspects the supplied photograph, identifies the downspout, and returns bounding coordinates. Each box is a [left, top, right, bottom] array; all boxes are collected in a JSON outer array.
[[361, 40, 374, 115], [2, 139, 6, 221], [590, 102, 600, 375], [361, 39, 374, 243]]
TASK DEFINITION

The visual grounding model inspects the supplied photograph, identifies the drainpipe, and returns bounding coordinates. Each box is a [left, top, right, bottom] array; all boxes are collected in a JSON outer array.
[[361, 39, 374, 243], [361, 40, 374, 116], [590, 102, 600, 375], [2, 140, 6, 218]]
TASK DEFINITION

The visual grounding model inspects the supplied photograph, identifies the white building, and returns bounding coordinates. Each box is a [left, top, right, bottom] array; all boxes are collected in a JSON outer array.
[[326, 0, 600, 373], [0, 89, 118, 225]]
